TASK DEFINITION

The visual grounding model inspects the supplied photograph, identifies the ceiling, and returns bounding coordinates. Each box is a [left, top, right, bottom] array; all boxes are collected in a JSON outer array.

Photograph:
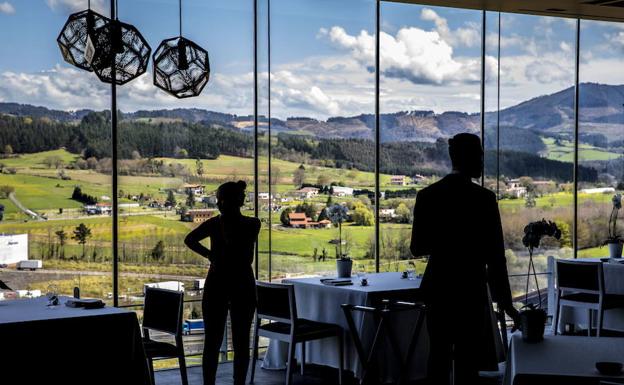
[[387, 0, 624, 22]]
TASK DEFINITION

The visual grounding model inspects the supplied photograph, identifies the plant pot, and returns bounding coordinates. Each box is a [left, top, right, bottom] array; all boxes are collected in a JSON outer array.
[[608, 242, 623, 259], [336, 258, 352, 278], [520, 308, 546, 343]]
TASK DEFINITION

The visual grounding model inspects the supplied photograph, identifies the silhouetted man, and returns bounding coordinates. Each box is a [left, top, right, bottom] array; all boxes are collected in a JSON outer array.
[[410, 133, 518, 385]]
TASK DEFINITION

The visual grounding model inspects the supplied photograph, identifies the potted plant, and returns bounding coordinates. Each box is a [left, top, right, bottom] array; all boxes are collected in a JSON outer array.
[[520, 219, 561, 342], [328, 204, 351, 278], [605, 194, 623, 259]]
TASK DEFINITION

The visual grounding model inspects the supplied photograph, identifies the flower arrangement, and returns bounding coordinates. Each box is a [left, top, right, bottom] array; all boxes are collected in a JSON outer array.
[[520, 219, 561, 342], [328, 204, 349, 259]]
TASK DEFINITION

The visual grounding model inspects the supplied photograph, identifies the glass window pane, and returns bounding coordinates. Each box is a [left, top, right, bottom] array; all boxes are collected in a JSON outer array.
[[379, 3, 483, 273], [268, 0, 376, 280], [0, 1, 112, 302]]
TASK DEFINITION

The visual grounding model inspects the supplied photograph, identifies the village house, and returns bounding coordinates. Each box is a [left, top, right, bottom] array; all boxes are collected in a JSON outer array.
[[84, 202, 112, 215], [182, 208, 215, 223], [295, 187, 319, 199], [331, 186, 354, 197], [390, 175, 408, 186], [287, 212, 332, 229], [181, 184, 205, 196]]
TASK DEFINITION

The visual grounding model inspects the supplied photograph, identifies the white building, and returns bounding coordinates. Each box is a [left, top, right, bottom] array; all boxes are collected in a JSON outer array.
[[295, 187, 319, 199], [332, 186, 354, 197], [0, 234, 28, 265], [580, 187, 616, 194]]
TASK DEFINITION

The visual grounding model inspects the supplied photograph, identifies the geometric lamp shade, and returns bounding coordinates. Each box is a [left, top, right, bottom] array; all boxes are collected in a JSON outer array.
[[88, 19, 151, 85], [57, 9, 111, 72], [153, 36, 210, 98]]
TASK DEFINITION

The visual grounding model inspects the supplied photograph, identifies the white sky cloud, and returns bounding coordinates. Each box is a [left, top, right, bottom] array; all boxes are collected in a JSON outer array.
[[0, 2, 15, 14], [46, 0, 107, 15]]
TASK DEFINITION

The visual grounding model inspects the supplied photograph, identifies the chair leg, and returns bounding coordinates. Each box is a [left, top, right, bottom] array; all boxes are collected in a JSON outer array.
[[286, 340, 296, 385], [597, 307, 604, 337], [250, 318, 259, 384], [588, 309, 593, 337], [147, 357, 155, 385], [300, 342, 306, 376], [337, 332, 344, 385], [178, 353, 189, 385], [553, 291, 561, 335]]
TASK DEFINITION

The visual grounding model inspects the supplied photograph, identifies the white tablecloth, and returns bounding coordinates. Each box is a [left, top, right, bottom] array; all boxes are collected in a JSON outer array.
[[504, 332, 624, 385], [553, 258, 624, 333], [262, 272, 427, 381]]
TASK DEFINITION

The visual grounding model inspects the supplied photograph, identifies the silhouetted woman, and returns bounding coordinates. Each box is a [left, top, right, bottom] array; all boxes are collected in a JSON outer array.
[[185, 181, 260, 385]]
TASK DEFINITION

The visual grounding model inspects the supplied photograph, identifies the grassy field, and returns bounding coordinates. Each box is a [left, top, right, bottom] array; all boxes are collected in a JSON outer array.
[[543, 137, 622, 162]]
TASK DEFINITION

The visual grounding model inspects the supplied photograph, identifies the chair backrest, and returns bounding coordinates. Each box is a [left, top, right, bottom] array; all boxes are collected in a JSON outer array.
[[255, 281, 296, 324], [143, 287, 185, 336], [556, 259, 604, 295]]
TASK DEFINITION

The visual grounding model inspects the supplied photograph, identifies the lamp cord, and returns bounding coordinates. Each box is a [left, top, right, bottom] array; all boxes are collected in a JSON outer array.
[[179, 0, 182, 36]]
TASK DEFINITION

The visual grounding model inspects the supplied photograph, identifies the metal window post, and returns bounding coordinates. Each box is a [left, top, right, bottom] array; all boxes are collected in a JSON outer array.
[[111, 0, 119, 308], [375, 0, 381, 273], [573, 18, 580, 259]]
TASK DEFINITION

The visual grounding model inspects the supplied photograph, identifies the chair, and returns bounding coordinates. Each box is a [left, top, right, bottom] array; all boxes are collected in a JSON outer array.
[[342, 300, 425, 385], [250, 281, 344, 385], [142, 287, 188, 385], [554, 259, 624, 337]]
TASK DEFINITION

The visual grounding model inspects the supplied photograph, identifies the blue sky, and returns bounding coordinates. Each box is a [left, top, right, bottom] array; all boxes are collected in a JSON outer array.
[[1, 0, 624, 118]]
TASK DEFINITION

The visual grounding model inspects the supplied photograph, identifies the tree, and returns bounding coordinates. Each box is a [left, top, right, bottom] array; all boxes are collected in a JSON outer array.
[[293, 164, 306, 187], [55, 230, 67, 259], [165, 190, 176, 208], [151, 240, 165, 262], [317, 174, 330, 186], [0, 185, 14, 199], [326, 195, 333, 207], [395, 202, 412, 223], [195, 158, 204, 176], [317, 207, 329, 222], [3, 144, 12, 156], [351, 202, 374, 226], [525, 190, 536, 208], [280, 207, 293, 226], [72, 223, 92, 259], [186, 189, 195, 208], [174, 146, 188, 159], [271, 166, 281, 187], [296, 202, 316, 221]]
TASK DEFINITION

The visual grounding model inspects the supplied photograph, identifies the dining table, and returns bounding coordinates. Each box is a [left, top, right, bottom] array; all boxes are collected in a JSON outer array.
[[263, 272, 426, 382], [0, 296, 151, 385], [504, 332, 624, 385]]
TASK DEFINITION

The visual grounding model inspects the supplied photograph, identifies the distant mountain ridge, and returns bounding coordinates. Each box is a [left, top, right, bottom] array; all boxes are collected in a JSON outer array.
[[1, 82, 623, 143]]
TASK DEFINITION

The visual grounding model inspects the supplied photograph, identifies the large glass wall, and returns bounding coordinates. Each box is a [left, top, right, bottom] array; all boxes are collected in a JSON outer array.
[[379, 3, 482, 274], [0, 1, 112, 301], [5, 0, 624, 358]]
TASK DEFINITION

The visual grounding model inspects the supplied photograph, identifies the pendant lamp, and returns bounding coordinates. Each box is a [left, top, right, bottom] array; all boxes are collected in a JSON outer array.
[[88, 0, 151, 85], [57, 0, 110, 72], [152, 0, 210, 98]]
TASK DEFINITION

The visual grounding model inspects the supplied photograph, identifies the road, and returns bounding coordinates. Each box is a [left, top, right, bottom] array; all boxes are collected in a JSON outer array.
[[8, 192, 42, 220], [4, 267, 203, 282]]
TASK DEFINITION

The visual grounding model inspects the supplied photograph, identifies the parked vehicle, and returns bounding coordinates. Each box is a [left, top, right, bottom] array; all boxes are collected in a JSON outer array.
[[143, 281, 184, 294], [183, 319, 205, 335], [17, 260, 42, 271], [193, 279, 205, 291]]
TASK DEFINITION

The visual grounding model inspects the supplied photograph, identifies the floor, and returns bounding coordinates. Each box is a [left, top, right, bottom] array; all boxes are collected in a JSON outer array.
[[154, 361, 504, 385]]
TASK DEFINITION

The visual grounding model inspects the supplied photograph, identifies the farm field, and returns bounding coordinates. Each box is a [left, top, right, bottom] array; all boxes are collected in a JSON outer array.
[[0, 148, 616, 302], [543, 137, 623, 162]]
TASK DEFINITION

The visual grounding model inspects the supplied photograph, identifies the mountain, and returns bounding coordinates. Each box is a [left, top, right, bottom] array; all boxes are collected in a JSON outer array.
[[1, 82, 623, 144]]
